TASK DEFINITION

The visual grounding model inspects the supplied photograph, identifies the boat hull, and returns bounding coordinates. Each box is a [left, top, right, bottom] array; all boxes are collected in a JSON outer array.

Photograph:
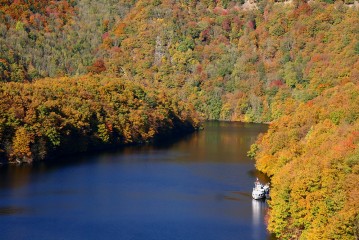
[[252, 191, 265, 200], [252, 179, 270, 200]]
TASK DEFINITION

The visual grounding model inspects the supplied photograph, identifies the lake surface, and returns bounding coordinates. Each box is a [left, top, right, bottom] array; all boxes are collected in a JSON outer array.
[[0, 121, 271, 240]]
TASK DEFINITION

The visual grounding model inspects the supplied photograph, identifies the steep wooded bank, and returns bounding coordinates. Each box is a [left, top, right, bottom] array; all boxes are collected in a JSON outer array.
[[0, 76, 199, 163], [250, 83, 359, 239]]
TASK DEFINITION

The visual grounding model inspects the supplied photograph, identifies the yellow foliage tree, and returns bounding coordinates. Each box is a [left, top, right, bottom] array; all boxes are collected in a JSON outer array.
[[11, 127, 33, 163]]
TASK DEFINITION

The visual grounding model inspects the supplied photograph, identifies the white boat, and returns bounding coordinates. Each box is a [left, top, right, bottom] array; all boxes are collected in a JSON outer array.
[[252, 178, 270, 200]]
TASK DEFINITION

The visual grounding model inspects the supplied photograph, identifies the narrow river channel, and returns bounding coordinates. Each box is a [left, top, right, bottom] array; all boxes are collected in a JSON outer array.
[[0, 121, 271, 240]]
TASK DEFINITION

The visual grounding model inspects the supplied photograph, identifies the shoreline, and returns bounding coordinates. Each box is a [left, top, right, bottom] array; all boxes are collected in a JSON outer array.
[[0, 125, 199, 167], [0, 119, 272, 166]]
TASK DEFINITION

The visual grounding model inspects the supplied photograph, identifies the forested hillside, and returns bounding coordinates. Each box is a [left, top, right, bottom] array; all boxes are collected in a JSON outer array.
[[0, 0, 358, 239], [2, 0, 358, 121], [97, 0, 359, 122], [0, 76, 199, 163], [250, 83, 359, 239]]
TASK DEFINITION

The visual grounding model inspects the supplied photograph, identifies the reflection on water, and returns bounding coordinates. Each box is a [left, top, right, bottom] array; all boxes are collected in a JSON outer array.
[[252, 199, 270, 240], [0, 121, 271, 240], [0, 206, 28, 215], [252, 199, 268, 226]]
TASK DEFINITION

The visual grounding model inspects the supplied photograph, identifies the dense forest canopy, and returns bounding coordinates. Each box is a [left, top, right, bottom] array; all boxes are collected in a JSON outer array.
[[0, 0, 136, 80], [0, 75, 199, 162], [0, 0, 358, 239]]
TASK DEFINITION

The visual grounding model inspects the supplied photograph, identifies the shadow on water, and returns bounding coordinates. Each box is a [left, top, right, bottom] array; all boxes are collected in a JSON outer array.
[[0, 127, 197, 190], [0, 206, 28, 215], [248, 169, 272, 184]]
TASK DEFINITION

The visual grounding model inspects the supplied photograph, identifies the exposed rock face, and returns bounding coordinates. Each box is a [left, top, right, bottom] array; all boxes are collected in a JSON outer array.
[[242, 0, 258, 10]]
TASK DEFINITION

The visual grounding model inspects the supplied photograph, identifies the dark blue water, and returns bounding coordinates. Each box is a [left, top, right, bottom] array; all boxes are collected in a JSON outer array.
[[0, 121, 271, 240]]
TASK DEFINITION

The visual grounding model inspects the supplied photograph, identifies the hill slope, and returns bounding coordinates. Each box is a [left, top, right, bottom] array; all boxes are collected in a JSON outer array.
[[251, 83, 358, 239]]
